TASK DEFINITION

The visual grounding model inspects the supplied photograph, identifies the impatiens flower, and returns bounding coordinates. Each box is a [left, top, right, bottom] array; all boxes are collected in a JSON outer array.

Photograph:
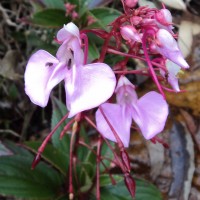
[[96, 76, 168, 147], [25, 22, 116, 118], [96, 77, 168, 147], [155, 29, 189, 69], [120, 25, 142, 43], [161, 59, 182, 92]]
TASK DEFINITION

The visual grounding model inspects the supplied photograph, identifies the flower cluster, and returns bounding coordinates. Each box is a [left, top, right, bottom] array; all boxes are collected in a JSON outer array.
[[25, 1, 190, 198]]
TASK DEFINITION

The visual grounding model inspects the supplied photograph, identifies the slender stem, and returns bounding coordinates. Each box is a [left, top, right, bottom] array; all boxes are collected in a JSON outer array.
[[84, 116, 125, 172], [69, 126, 77, 200], [60, 118, 75, 139], [96, 136, 102, 200], [142, 29, 165, 97], [107, 48, 167, 71], [32, 112, 69, 169], [81, 33, 88, 65]]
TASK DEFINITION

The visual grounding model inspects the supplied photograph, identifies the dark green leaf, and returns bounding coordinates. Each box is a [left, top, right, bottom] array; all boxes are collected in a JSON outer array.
[[99, 174, 123, 187], [0, 155, 64, 199], [31, 9, 69, 27], [99, 178, 163, 200], [88, 8, 121, 30], [42, 0, 65, 10]]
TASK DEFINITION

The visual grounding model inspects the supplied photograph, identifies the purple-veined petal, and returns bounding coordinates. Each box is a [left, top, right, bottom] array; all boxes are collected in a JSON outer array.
[[96, 104, 132, 147], [24, 50, 67, 107], [131, 91, 168, 139], [65, 63, 116, 117], [57, 22, 80, 43]]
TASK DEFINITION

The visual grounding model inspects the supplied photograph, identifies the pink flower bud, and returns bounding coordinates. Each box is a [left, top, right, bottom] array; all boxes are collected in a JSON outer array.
[[130, 16, 142, 26], [155, 9, 172, 26], [125, 0, 138, 8], [156, 29, 189, 68], [120, 25, 141, 43]]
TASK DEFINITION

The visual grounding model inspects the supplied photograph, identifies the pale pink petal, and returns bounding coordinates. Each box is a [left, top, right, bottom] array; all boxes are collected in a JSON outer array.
[[95, 104, 132, 147], [65, 63, 116, 117], [24, 50, 67, 107], [56, 38, 84, 67], [156, 29, 189, 69], [115, 76, 137, 106], [131, 91, 168, 139], [166, 60, 181, 92], [57, 22, 80, 43]]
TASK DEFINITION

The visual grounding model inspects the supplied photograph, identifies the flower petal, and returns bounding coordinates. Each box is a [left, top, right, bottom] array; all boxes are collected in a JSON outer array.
[[131, 91, 168, 139], [57, 22, 80, 43], [156, 29, 189, 68], [65, 63, 116, 117], [96, 104, 132, 147], [24, 50, 67, 107]]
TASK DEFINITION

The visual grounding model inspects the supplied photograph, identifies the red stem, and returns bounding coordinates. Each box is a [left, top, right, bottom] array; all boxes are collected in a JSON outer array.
[[31, 112, 69, 169]]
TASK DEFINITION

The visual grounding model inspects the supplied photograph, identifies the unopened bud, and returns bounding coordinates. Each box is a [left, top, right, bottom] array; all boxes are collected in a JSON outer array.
[[130, 16, 142, 26], [156, 29, 189, 69], [155, 9, 172, 26], [120, 25, 141, 43], [124, 174, 136, 198], [125, 0, 138, 8]]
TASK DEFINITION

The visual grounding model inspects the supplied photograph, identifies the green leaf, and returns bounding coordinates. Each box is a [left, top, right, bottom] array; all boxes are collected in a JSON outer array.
[[99, 178, 163, 200], [42, 0, 65, 10], [4, 140, 33, 157], [25, 141, 69, 175], [135, 179, 163, 200], [88, 8, 121, 30], [51, 97, 70, 154], [31, 9, 69, 27], [0, 142, 12, 156], [99, 174, 123, 187], [0, 154, 64, 199]]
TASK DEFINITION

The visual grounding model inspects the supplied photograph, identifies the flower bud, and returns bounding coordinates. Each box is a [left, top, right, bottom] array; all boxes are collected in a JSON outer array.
[[155, 9, 172, 26], [120, 25, 141, 43], [125, 0, 138, 8], [155, 29, 189, 68], [124, 174, 135, 198], [130, 16, 142, 25]]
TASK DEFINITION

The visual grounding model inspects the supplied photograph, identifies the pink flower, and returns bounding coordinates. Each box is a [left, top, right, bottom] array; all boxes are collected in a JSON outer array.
[[155, 29, 189, 69], [96, 76, 168, 147], [25, 22, 116, 118]]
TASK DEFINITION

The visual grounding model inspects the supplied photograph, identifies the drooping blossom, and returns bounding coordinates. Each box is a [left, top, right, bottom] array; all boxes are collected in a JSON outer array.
[[25, 22, 116, 118], [154, 29, 189, 69], [160, 59, 182, 92], [96, 76, 168, 147]]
